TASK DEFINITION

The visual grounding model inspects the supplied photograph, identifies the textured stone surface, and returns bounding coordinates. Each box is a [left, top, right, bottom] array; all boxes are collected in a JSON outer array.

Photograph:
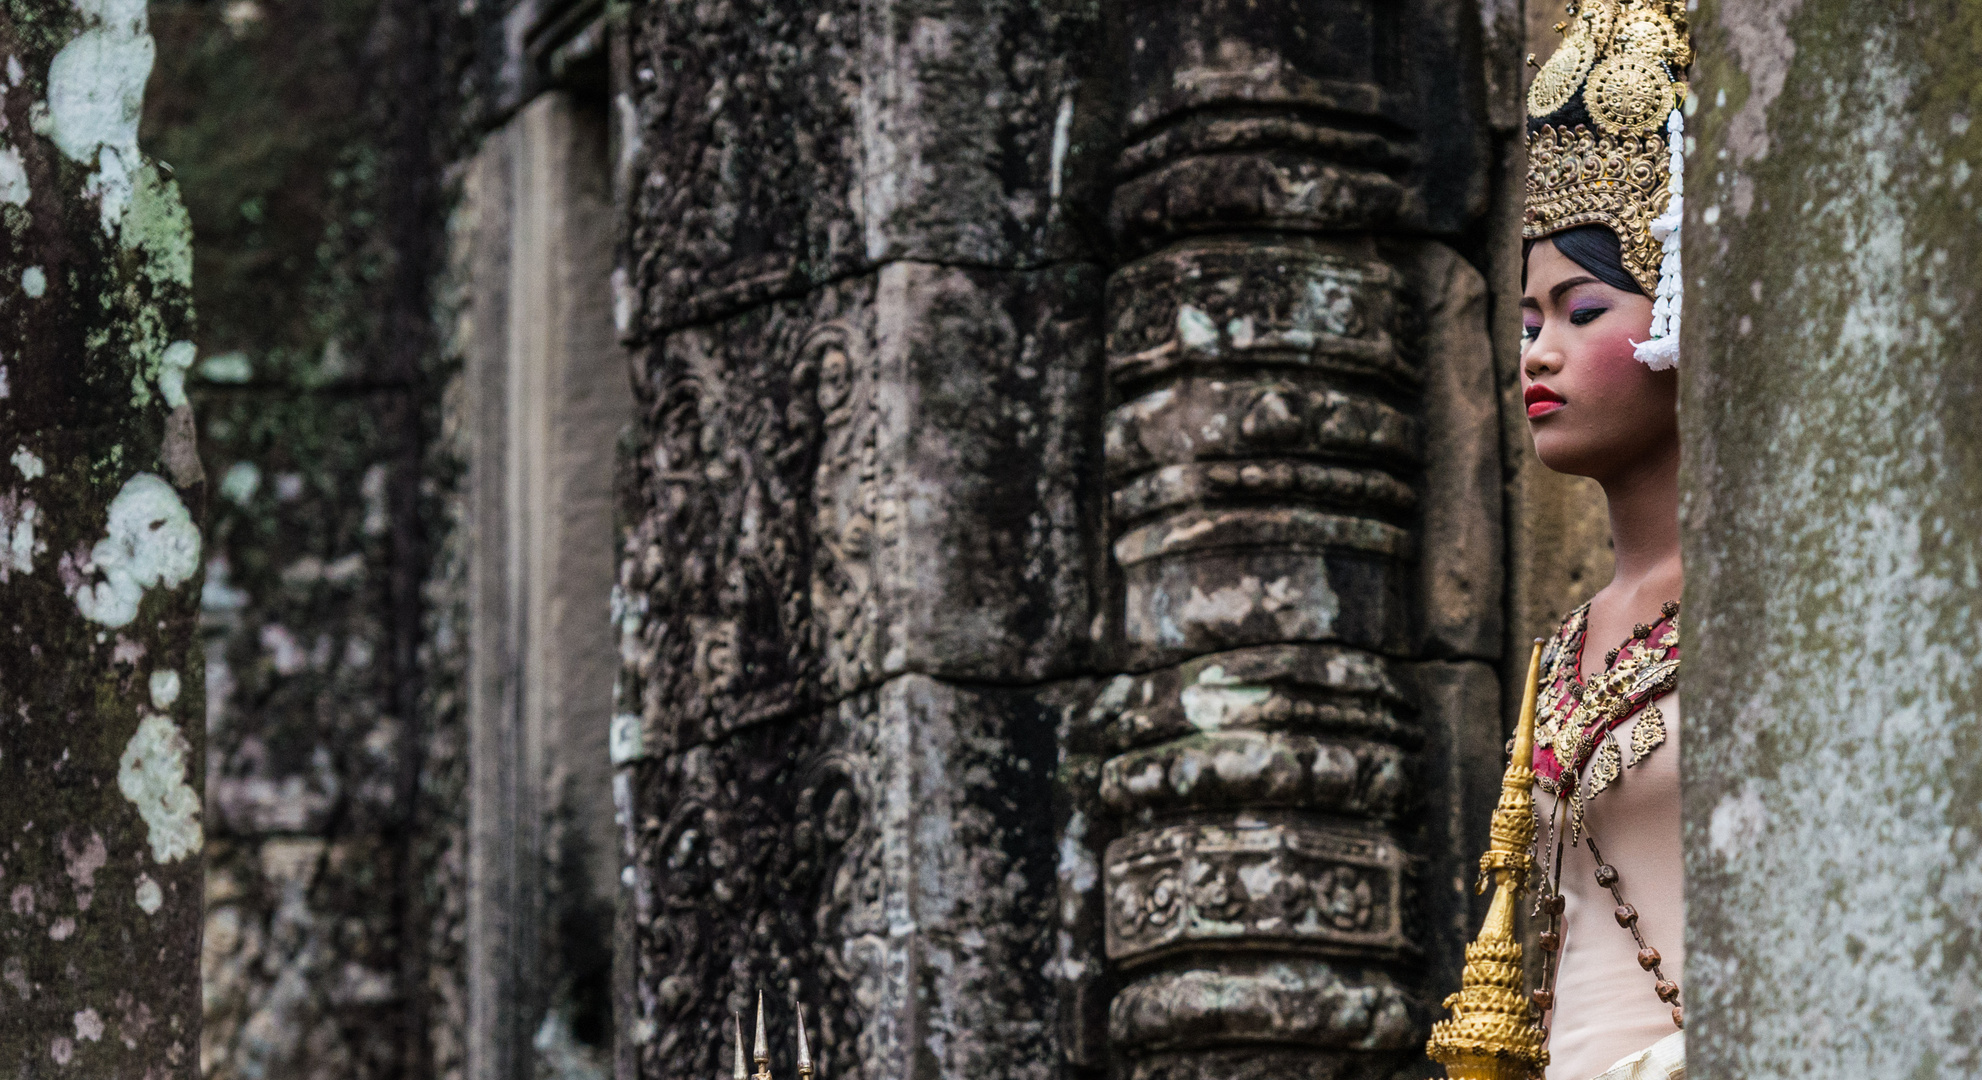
[[1400, 661, 1501, 1015], [601, 4, 1526, 1080], [1683, 2, 1982, 1076], [1399, 244, 1504, 662], [1104, 818, 1409, 963], [143, 0, 463, 1077], [1110, 0, 1488, 244], [0, 1, 205, 1074], [622, 675, 1078, 1080], [458, 94, 624, 1080], [618, 261, 1103, 748], [1087, 6, 1507, 1080], [621, 0, 1104, 331]]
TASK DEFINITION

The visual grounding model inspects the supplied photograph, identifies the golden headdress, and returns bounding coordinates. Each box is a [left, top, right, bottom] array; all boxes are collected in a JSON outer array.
[[1524, 0, 1692, 368]]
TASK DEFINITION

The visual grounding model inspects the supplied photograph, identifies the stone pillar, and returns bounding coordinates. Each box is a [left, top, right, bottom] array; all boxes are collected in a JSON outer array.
[[1076, 3, 1508, 1079], [612, 3, 1105, 1079], [1683, 2, 1982, 1076], [462, 87, 626, 1080], [0, 0, 205, 1074]]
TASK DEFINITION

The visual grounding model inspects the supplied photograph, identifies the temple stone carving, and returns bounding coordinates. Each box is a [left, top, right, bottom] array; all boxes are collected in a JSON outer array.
[[1077, 6, 1508, 1074], [611, 3, 1515, 1080]]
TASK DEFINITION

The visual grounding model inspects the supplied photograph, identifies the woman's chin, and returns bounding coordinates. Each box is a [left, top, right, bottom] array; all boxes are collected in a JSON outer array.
[[1529, 430, 1607, 479]]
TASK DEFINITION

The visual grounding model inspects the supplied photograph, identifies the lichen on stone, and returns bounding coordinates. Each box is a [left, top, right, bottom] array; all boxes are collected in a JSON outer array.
[[117, 712, 203, 863], [71, 472, 200, 628], [11, 445, 43, 479], [149, 668, 181, 708]]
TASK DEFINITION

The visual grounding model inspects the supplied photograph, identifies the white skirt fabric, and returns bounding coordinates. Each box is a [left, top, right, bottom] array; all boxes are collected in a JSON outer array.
[[1590, 1031, 1684, 1080]]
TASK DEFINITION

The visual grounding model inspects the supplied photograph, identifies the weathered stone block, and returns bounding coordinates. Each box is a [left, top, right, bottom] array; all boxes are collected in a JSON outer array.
[[1075, 643, 1413, 755], [1105, 238, 1410, 387], [1099, 731, 1407, 818], [624, 674, 1080, 1080], [1399, 661, 1501, 1011], [202, 837, 408, 1080], [621, 262, 1103, 749], [625, 0, 1104, 331], [1117, 538, 1412, 665], [1394, 241, 1503, 661], [1110, 0, 1489, 244], [1104, 817, 1409, 964], [1107, 957, 1418, 1054], [1105, 378, 1420, 479], [199, 395, 410, 839]]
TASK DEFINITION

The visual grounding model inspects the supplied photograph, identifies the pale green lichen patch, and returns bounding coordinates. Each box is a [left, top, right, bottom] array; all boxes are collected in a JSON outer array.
[[10, 445, 42, 479], [133, 874, 161, 914], [70, 472, 200, 627], [1179, 665, 1272, 731], [45, 0, 151, 232], [148, 668, 180, 708], [217, 461, 259, 505], [198, 351, 251, 383], [154, 339, 195, 409], [117, 712, 202, 863], [20, 265, 44, 296], [1, 494, 41, 578], [121, 164, 192, 286], [0, 144, 27, 206]]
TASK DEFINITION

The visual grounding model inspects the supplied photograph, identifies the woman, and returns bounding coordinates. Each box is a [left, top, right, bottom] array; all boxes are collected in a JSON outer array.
[[1522, 1, 1691, 1076], [1523, 223, 1684, 1080], [1431, 3, 1693, 1078]]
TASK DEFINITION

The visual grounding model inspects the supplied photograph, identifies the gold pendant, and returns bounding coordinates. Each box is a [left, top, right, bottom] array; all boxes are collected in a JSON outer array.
[[1587, 737, 1622, 798], [1628, 705, 1666, 766]]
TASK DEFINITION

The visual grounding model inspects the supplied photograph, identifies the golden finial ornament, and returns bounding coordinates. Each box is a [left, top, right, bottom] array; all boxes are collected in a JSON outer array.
[[795, 1003, 814, 1080], [729, 991, 817, 1080], [753, 992, 771, 1080], [1425, 639, 1550, 1080]]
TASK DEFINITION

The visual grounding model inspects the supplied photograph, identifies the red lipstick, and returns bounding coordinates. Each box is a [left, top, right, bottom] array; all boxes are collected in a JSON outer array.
[[1525, 383, 1565, 419]]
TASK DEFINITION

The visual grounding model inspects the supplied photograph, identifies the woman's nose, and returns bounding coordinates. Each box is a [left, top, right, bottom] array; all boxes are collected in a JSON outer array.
[[1524, 341, 1561, 379]]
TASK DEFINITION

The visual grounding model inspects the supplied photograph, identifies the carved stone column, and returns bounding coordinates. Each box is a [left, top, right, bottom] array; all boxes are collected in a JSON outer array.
[[613, 4, 1106, 1080], [1076, 3, 1507, 1079]]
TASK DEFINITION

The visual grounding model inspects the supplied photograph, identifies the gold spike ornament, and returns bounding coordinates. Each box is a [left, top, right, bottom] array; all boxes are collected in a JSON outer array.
[[1426, 639, 1551, 1080], [727, 991, 817, 1080]]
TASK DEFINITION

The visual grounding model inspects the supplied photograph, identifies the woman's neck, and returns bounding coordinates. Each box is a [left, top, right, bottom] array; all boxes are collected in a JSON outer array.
[[1597, 438, 1683, 607]]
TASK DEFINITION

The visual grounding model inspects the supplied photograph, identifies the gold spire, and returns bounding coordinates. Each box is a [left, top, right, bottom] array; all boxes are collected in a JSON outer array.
[[1426, 639, 1551, 1080], [753, 992, 771, 1080], [795, 1003, 813, 1080], [729, 990, 819, 1080]]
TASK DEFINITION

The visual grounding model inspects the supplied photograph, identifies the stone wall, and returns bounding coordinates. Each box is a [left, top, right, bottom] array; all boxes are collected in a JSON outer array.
[[142, 1, 464, 1077], [611, 3, 1551, 1080], [1683, 1, 1982, 1076], [611, 4, 1107, 1079], [126, 1, 1631, 1078]]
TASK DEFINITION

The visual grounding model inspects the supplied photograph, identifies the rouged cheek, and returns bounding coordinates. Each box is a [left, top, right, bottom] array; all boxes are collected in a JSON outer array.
[[1564, 323, 1653, 396]]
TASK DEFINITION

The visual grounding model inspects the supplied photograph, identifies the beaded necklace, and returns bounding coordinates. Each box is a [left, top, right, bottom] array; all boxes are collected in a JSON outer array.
[[1529, 601, 1685, 1035]]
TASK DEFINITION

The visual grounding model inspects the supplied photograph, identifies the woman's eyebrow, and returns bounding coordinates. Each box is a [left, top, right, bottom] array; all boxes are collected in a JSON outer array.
[[1519, 296, 1541, 309], [1548, 275, 1600, 303]]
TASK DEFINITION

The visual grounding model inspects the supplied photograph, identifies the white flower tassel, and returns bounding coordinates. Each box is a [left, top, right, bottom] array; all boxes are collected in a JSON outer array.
[[1634, 105, 1685, 371]]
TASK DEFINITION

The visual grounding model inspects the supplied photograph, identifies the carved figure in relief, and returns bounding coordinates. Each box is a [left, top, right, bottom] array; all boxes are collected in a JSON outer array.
[[1432, 3, 1690, 1079]]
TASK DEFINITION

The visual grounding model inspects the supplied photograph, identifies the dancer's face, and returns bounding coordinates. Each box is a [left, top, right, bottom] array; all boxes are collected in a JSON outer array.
[[1520, 239, 1674, 481]]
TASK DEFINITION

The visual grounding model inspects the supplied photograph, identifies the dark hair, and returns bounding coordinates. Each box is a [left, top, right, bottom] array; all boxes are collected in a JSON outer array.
[[1521, 225, 1644, 295]]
